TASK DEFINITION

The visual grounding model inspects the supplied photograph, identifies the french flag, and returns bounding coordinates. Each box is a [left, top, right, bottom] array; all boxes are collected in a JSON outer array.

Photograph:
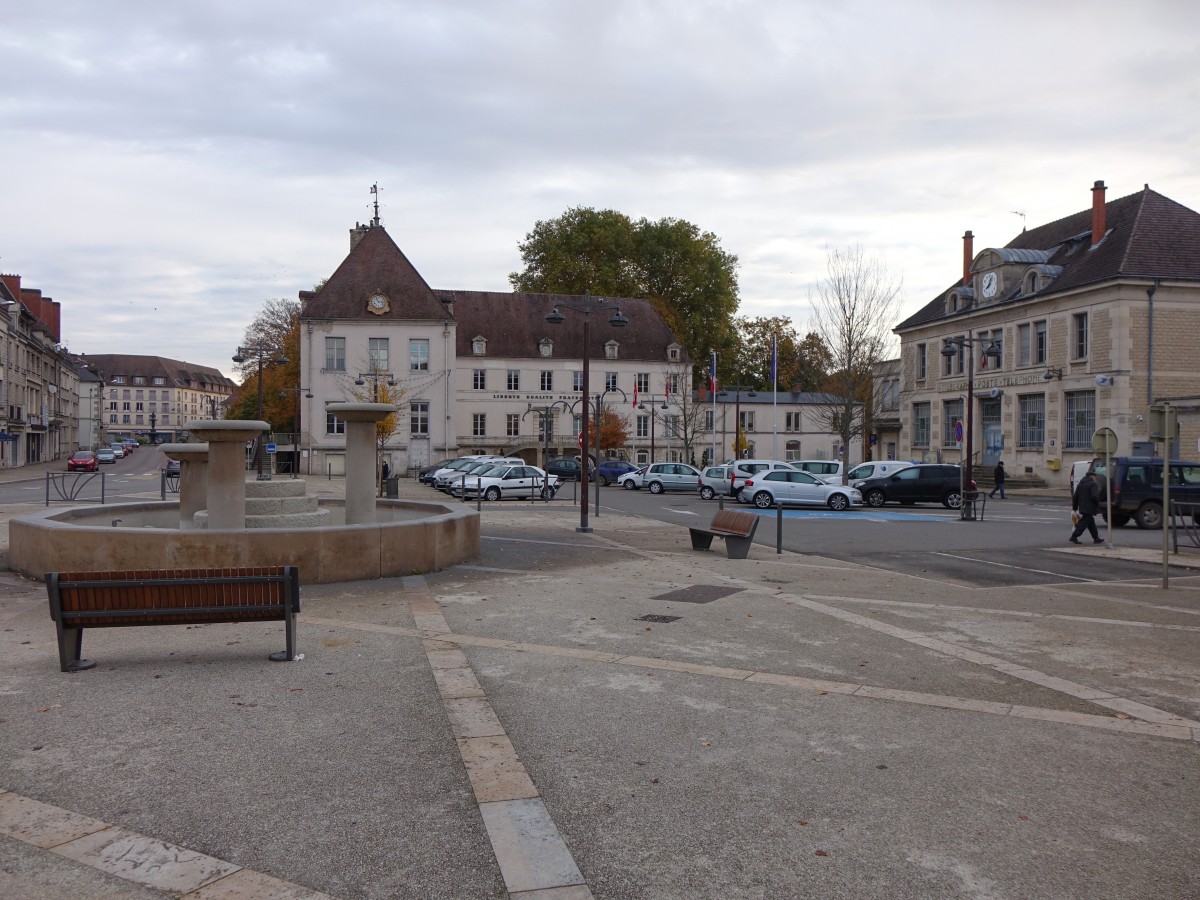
[[709, 351, 718, 393]]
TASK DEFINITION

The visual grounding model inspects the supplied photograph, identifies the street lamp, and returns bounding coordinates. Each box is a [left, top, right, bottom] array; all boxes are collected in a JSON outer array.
[[717, 385, 757, 460], [941, 335, 1002, 515], [638, 396, 670, 463], [524, 400, 572, 469], [354, 370, 396, 401], [148, 412, 157, 445], [545, 291, 628, 533], [278, 387, 313, 478], [232, 345, 289, 480], [577, 386, 626, 516]]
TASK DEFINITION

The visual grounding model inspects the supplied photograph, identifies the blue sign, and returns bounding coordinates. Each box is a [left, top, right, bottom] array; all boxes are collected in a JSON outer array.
[[953, 420, 964, 443], [266, 443, 276, 454]]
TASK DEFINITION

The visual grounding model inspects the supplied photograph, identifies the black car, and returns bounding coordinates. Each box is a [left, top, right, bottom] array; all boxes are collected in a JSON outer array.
[[545, 457, 583, 481], [855, 464, 965, 509], [1094, 457, 1200, 529]]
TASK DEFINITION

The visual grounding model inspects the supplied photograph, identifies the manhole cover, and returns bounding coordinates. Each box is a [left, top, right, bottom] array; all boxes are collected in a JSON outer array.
[[636, 614, 681, 623], [651, 585, 744, 605]]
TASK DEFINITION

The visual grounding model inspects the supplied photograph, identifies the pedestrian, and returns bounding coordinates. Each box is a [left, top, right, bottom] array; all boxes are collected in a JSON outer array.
[[989, 461, 1007, 499], [381, 461, 390, 482], [1070, 469, 1105, 545]]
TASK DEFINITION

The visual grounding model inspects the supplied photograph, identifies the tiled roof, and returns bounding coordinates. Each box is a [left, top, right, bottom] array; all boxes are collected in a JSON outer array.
[[897, 186, 1200, 331], [80, 354, 235, 389], [441, 290, 685, 363]]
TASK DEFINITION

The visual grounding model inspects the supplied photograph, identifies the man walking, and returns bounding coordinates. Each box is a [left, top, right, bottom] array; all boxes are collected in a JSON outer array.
[[989, 461, 1006, 499], [1070, 469, 1104, 545]]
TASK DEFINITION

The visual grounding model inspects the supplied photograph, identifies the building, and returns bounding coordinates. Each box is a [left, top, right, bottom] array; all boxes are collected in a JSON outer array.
[[894, 181, 1200, 486], [80, 354, 237, 443], [0, 273, 78, 468]]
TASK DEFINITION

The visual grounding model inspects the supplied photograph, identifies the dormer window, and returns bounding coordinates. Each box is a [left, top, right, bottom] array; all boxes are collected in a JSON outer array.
[[472, 336, 487, 356], [667, 343, 681, 362], [604, 340, 619, 360], [538, 338, 553, 358]]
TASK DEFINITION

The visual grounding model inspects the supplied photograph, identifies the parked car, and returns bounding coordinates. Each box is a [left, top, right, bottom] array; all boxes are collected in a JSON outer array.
[[642, 462, 702, 494], [729, 460, 798, 497], [122, 439, 138, 453], [739, 469, 864, 510], [1094, 457, 1200, 529], [545, 457, 583, 481], [67, 450, 98, 472], [164, 459, 181, 477], [457, 465, 560, 501], [418, 460, 452, 484], [698, 465, 732, 500], [109, 443, 125, 459], [618, 465, 649, 490], [839, 460, 914, 484], [791, 459, 843, 483], [593, 459, 639, 486], [96, 447, 117, 464], [438, 458, 522, 492], [855, 464, 965, 509], [429, 456, 497, 489]]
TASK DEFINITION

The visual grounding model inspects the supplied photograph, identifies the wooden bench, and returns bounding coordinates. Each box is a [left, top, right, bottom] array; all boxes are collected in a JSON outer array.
[[688, 509, 760, 559], [46, 566, 301, 672]]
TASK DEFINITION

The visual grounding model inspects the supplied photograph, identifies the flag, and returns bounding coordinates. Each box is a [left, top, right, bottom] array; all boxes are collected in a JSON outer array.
[[770, 335, 778, 385], [632, 382, 638, 407], [709, 351, 718, 393]]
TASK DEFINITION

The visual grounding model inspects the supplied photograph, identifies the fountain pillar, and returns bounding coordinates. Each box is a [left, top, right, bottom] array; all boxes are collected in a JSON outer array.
[[159, 443, 209, 530], [186, 421, 268, 529], [326, 402, 396, 524]]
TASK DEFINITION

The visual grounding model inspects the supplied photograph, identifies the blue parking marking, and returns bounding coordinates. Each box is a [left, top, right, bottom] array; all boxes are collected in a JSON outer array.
[[746, 507, 949, 522]]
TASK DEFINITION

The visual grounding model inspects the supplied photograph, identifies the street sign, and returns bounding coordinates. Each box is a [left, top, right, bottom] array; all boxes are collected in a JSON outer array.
[[1148, 404, 1179, 441], [577, 432, 584, 447], [953, 420, 964, 443], [266, 443, 276, 455], [1090, 427, 1117, 455]]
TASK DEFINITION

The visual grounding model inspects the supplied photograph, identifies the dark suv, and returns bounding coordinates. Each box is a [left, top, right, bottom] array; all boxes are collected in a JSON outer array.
[[545, 457, 583, 481], [1093, 457, 1200, 529], [855, 464, 965, 509]]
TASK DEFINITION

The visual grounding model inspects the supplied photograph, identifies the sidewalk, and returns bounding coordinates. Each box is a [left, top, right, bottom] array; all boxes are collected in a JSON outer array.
[[2, 476, 1199, 898]]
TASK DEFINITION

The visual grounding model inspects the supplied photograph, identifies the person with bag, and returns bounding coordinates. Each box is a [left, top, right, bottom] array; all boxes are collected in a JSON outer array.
[[989, 461, 1007, 499], [1070, 470, 1104, 544]]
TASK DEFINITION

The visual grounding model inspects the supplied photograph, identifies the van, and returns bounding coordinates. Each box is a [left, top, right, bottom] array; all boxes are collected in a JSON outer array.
[[791, 459, 843, 483], [1069, 458, 1102, 496], [844, 460, 914, 485]]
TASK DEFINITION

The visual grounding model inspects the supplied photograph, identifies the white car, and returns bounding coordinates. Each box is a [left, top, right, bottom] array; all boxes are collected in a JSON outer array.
[[457, 464, 560, 501], [618, 466, 649, 490], [435, 457, 516, 491], [428, 456, 492, 488], [791, 459, 843, 482], [729, 459, 797, 496], [841, 460, 914, 485], [739, 469, 863, 511]]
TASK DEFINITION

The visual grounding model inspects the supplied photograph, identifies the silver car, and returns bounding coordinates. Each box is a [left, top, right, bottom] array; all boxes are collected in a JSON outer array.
[[698, 465, 732, 500], [457, 465, 560, 501], [740, 469, 863, 511], [642, 462, 702, 494]]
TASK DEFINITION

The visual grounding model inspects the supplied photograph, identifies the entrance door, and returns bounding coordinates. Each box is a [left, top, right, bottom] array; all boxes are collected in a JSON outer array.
[[980, 399, 1002, 468]]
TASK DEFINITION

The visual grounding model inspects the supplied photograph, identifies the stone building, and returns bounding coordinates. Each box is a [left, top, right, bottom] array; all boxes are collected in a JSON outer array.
[[894, 181, 1200, 487]]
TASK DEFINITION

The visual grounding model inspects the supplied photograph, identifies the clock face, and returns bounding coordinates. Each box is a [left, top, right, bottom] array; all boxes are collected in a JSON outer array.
[[982, 272, 998, 298], [368, 293, 388, 314]]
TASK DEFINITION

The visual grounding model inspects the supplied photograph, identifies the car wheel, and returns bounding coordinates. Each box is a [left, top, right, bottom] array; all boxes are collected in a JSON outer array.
[[1135, 501, 1163, 529], [598, 474, 609, 487], [944, 491, 963, 509], [700, 486, 715, 500], [753, 491, 774, 509], [865, 489, 887, 508], [648, 481, 664, 494], [827, 493, 849, 511], [484, 486, 501, 502], [623, 480, 637, 490]]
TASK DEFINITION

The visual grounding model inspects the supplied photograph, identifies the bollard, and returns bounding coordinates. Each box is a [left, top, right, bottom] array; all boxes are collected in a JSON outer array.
[[718, 494, 725, 511], [477, 475, 483, 510], [777, 500, 783, 554]]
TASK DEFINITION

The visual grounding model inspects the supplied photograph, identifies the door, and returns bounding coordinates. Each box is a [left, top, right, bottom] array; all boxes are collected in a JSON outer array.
[[788, 471, 826, 505], [981, 399, 1002, 468]]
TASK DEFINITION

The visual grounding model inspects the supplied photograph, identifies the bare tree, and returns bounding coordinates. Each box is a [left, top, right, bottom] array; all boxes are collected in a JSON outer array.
[[810, 247, 902, 481]]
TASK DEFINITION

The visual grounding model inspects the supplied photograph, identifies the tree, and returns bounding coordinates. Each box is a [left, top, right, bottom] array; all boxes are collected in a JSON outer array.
[[661, 363, 710, 465], [228, 298, 301, 429], [509, 207, 741, 382], [596, 407, 629, 454], [809, 246, 902, 482]]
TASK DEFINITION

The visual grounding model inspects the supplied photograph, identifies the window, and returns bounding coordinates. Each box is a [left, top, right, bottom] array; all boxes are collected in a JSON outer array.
[[979, 329, 1003, 371], [472, 337, 486, 355], [538, 339, 551, 358], [1018, 324, 1031, 367], [912, 402, 931, 447], [665, 415, 681, 438], [326, 413, 345, 435], [880, 378, 899, 410], [410, 402, 429, 435], [325, 337, 346, 372], [473, 369, 487, 390], [942, 399, 963, 445], [507, 369, 520, 391], [540, 371, 553, 391], [637, 415, 649, 438], [1064, 390, 1095, 449], [135, 402, 144, 411], [739, 410, 755, 432], [113, 376, 126, 384], [605, 341, 619, 359], [472, 413, 486, 437], [1035, 320, 1048, 364], [785, 440, 801, 460], [507, 413, 520, 437], [636, 373, 650, 393], [1072, 313, 1089, 360], [916, 343, 926, 380], [572, 413, 582, 436], [605, 372, 617, 392], [705, 410, 714, 430], [1018, 394, 1044, 447], [785, 412, 801, 432], [153, 377, 165, 386], [573, 371, 584, 391], [668, 346, 680, 361], [122, 414, 131, 424], [368, 338, 389, 373], [539, 414, 555, 441], [410, 339, 430, 371], [134, 376, 145, 385]]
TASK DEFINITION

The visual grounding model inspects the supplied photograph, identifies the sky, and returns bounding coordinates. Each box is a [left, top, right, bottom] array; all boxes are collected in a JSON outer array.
[[4, 0, 1198, 380]]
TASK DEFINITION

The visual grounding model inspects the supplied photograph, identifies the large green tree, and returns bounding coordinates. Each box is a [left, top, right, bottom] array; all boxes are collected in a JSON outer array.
[[509, 207, 740, 382], [730, 316, 832, 392]]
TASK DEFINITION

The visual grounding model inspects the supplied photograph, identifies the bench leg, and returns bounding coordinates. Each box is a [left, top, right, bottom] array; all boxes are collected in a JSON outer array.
[[689, 529, 715, 551], [269, 602, 298, 662], [56, 625, 96, 673], [724, 536, 753, 559]]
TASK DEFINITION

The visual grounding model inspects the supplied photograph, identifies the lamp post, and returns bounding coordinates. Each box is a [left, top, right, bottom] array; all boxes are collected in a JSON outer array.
[[586, 387, 626, 516], [717, 385, 757, 460], [638, 396, 669, 463], [355, 370, 396, 491], [232, 345, 289, 480], [524, 400, 572, 468], [941, 335, 1002, 516], [148, 412, 157, 445], [278, 387, 313, 478], [545, 291, 628, 533]]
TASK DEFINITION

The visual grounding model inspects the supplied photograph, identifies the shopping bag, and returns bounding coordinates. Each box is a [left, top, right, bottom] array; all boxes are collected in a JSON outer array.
[[1071, 511, 1081, 526]]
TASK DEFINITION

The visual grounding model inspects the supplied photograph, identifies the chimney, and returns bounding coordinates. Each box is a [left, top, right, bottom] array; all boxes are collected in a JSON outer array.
[[349, 222, 370, 251], [1091, 180, 1106, 245], [962, 230, 974, 286]]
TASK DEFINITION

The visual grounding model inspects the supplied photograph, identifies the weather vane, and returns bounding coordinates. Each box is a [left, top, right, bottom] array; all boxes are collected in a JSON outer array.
[[370, 183, 381, 227]]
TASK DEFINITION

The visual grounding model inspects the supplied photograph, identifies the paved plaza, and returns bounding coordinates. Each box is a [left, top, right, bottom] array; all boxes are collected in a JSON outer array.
[[2, 466, 1199, 898]]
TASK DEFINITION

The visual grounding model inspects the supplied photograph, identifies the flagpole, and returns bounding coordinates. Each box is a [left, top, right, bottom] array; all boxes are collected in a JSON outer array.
[[771, 334, 779, 459], [710, 350, 718, 465]]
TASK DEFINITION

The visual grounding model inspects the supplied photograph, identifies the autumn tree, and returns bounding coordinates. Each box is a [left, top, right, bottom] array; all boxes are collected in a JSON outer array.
[[509, 207, 741, 381], [809, 246, 902, 481], [596, 407, 629, 454]]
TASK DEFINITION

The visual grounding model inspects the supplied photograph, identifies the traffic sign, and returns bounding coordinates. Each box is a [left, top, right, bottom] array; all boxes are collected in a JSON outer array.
[[577, 431, 584, 448], [266, 443, 277, 455], [1090, 427, 1117, 455], [953, 420, 964, 443]]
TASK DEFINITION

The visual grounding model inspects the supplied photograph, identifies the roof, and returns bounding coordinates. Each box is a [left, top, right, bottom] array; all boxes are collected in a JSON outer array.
[[441, 290, 684, 363], [299, 225, 452, 322], [79, 354, 236, 389], [712, 389, 843, 406], [897, 186, 1200, 332]]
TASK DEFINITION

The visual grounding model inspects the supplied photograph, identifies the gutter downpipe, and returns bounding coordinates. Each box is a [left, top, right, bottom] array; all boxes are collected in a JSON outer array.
[[1147, 279, 1157, 407]]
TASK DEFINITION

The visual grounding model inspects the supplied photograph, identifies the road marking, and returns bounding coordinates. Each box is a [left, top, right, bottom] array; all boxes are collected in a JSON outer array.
[[932, 551, 1094, 581]]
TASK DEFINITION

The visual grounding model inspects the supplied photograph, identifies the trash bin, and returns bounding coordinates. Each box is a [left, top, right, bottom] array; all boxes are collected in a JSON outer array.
[[385, 475, 400, 498]]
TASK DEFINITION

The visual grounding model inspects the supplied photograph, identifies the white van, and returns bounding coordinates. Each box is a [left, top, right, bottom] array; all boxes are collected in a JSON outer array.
[[791, 459, 843, 483], [1070, 458, 1103, 495], [729, 459, 799, 499], [843, 460, 914, 485]]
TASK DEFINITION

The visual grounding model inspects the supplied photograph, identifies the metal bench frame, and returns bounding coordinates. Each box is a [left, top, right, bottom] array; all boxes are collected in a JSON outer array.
[[688, 510, 760, 559], [46, 566, 301, 672]]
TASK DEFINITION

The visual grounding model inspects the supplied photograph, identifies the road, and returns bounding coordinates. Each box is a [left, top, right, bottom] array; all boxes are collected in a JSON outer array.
[[0, 446, 176, 506]]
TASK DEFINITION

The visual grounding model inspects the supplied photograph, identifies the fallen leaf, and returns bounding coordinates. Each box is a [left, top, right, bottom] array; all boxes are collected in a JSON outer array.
[[815, 850, 828, 857], [1018, 815, 1029, 821], [798, 820, 809, 826], [815, 690, 828, 696], [289, 688, 304, 692], [651, 778, 660, 784], [1113, 713, 1132, 720], [700, 740, 711, 747], [645, 627, 652, 632]]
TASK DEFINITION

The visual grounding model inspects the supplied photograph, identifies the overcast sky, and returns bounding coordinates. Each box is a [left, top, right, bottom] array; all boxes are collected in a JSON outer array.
[[4, 0, 1198, 379]]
